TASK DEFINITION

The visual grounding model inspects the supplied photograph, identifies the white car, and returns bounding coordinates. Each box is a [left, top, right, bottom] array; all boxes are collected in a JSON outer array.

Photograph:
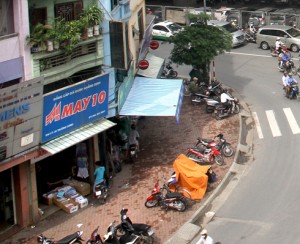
[[152, 21, 183, 40]]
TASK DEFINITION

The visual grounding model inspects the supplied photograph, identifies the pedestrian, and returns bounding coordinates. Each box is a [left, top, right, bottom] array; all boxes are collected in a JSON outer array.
[[76, 143, 89, 182], [195, 229, 214, 244], [128, 124, 140, 154], [286, 73, 298, 98], [282, 71, 288, 90]]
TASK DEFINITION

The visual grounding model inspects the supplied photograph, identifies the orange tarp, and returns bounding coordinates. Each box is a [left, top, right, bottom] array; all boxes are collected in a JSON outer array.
[[173, 154, 210, 200]]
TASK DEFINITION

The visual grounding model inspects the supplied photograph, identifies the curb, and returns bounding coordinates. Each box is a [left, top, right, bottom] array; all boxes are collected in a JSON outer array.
[[165, 89, 254, 244]]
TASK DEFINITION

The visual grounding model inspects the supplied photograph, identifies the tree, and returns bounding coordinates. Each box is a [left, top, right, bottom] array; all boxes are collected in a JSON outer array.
[[169, 18, 233, 83]]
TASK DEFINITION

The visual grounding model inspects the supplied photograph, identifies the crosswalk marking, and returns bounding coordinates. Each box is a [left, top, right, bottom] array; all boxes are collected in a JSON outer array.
[[252, 112, 264, 139], [283, 108, 300, 134], [266, 110, 282, 137]]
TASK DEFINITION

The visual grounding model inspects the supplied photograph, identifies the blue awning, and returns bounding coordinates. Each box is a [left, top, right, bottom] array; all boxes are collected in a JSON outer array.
[[119, 77, 183, 117]]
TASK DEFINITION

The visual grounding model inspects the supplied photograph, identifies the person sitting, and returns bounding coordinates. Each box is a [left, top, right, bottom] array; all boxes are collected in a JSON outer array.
[[189, 77, 200, 94], [280, 50, 291, 69], [286, 73, 298, 98], [93, 162, 106, 193], [220, 89, 235, 112], [275, 37, 284, 54]]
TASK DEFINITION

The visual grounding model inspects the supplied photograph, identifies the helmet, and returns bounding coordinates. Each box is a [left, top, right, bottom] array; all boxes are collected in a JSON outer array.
[[276, 37, 281, 40], [288, 73, 293, 76], [200, 229, 208, 235]]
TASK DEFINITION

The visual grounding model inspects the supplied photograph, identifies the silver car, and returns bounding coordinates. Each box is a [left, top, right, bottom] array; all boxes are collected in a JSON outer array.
[[256, 25, 300, 52], [207, 20, 245, 47]]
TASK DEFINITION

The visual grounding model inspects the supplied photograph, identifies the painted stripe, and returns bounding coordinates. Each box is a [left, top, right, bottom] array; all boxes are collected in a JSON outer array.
[[266, 110, 282, 137], [283, 108, 300, 134], [252, 112, 264, 139], [225, 51, 272, 58]]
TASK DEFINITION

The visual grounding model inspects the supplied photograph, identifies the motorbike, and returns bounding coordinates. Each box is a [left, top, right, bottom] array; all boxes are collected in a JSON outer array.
[[288, 82, 300, 100], [214, 97, 240, 120], [196, 134, 234, 157], [278, 59, 296, 74], [116, 208, 155, 244], [144, 181, 187, 212], [94, 181, 109, 203], [161, 61, 178, 79], [245, 30, 256, 43], [270, 44, 287, 57], [191, 81, 223, 105], [205, 96, 220, 113], [37, 231, 83, 244], [186, 138, 224, 166], [129, 144, 138, 161]]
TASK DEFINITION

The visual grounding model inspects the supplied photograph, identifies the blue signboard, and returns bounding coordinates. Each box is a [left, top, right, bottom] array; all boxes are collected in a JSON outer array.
[[176, 82, 184, 124], [42, 74, 109, 143]]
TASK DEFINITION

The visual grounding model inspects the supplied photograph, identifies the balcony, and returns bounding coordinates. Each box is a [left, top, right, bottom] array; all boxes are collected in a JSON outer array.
[[32, 37, 104, 85]]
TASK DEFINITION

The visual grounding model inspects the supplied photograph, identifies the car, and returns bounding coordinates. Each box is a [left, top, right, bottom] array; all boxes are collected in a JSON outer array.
[[207, 20, 245, 47], [248, 8, 278, 29], [152, 21, 183, 40], [214, 7, 235, 21], [269, 12, 296, 27], [256, 25, 300, 52]]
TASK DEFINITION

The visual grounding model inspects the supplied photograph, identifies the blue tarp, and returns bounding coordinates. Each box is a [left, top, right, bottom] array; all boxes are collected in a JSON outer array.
[[119, 77, 183, 117]]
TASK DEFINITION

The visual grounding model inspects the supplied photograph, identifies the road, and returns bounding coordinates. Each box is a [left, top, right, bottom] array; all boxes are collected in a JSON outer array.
[[153, 41, 300, 243]]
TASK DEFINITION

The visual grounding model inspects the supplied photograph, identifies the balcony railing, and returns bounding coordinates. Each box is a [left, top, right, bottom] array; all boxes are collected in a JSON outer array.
[[32, 37, 104, 84]]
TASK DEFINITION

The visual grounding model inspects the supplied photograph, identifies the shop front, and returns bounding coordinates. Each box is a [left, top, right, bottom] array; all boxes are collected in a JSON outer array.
[[35, 73, 115, 216]]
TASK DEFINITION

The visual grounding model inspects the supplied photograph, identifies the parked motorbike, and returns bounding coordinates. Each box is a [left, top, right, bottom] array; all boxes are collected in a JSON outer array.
[[196, 134, 234, 157], [116, 208, 155, 243], [205, 96, 220, 113], [144, 181, 187, 212], [94, 181, 109, 203], [161, 61, 178, 79], [186, 140, 224, 166], [129, 144, 138, 161], [214, 97, 240, 120], [37, 231, 83, 244], [191, 81, 223, 105]]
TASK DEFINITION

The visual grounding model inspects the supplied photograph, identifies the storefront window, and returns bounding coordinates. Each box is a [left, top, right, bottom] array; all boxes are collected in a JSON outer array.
[[0, 169, 15, 232]]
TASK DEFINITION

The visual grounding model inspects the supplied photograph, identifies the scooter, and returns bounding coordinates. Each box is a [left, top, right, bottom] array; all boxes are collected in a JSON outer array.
[[128, 144, 138, 162], [191, 81, 223, 105], [116, 208, 155, 243], [278, 59, 296, 74], [144, 181, 187, 212], [288, 82, 300, 100], [186, 139, 224, 166], [161, 61, 178, 79], [214, 98, 240, 120], [94, 181, 109, 203], [37, 231, 83, 244]]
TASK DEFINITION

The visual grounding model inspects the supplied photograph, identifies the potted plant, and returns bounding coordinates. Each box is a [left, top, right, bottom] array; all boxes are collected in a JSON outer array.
[[26, 23, 49, 53], [48, 18, 65, 50], [81, 5, 104, 37]]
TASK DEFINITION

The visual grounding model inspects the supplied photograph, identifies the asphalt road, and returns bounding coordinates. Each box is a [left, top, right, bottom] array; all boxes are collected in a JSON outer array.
[[153, 41, 300, 243]]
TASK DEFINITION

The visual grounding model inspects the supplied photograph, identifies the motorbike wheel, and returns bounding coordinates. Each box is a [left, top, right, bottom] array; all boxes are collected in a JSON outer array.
[[292, 67, 297, 75], [206, 105, 215, 114], [144, 199, 159, 208], [222, 145, 234, 157], [215, 111, 223, 120], [190, 94, 203, 106], [173, 200, 187, 212], [233, 104, 240, 114], [171, 70, 178, 78], [214, 155, 224, 166]]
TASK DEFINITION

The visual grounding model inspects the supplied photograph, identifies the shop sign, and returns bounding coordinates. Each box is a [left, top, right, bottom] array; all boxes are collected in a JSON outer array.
[[42, 73, 109, 143], [0, 77, 43, 161]]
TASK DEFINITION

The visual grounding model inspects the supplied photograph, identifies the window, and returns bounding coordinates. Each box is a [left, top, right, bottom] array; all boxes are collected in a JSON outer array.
[[137, 9, 144, 41], [0, 0, 14, 36], [55, 1, 83, 21], [111, 0, 119, 11]]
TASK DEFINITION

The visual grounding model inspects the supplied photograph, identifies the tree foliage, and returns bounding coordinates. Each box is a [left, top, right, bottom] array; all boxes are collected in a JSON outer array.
[[169, 23, 233, 68]]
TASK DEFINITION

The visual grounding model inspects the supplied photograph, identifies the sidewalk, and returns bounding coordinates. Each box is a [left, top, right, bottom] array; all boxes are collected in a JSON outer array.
[[4, 96, 240, 244]]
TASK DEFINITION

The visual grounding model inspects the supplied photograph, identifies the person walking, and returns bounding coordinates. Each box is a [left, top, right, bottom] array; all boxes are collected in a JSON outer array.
[[195, 229, 214, 244]]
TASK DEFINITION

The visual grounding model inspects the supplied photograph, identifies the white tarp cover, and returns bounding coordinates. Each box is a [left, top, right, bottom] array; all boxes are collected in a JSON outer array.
[[137, 53, 165, 78], [119, 77, 183, 116]]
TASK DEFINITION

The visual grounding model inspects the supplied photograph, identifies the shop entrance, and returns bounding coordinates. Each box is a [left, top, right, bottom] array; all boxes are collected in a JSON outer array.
[[0, 169, 15, 233]]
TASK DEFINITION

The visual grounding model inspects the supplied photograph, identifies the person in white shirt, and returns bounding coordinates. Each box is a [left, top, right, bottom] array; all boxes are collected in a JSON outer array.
[[282, 72, 288, 90], [220, 89, 235, 112], [195, 229, 214, 244], [275, 37, 283, 53]]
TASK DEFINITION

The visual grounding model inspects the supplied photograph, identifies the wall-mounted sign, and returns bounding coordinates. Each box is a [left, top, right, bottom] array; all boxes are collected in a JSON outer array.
[[42, 73, 109, 143]]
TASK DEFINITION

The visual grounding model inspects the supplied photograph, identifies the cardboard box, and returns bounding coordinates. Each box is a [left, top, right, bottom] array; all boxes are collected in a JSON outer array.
[[53, 196, 79, 214], [42, 192, 56, 206], [74, 195, 88, 208], [63, 179, 91, 196]]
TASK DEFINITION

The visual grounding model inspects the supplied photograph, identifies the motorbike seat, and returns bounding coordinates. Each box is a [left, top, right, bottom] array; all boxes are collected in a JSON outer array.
[[165, 192, 184, 199], [201, 139, 214, 145]]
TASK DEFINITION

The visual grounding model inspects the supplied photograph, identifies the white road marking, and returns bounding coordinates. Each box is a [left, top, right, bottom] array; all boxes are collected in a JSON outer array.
[[266, 110, 282, 137], [252, 112, 264, 139], [283, 107, 300, 134], [225, 51, 272, 58]]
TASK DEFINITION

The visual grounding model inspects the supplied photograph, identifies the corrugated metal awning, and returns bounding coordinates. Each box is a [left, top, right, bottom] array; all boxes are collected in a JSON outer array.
[[41, 118, 116, 155]]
